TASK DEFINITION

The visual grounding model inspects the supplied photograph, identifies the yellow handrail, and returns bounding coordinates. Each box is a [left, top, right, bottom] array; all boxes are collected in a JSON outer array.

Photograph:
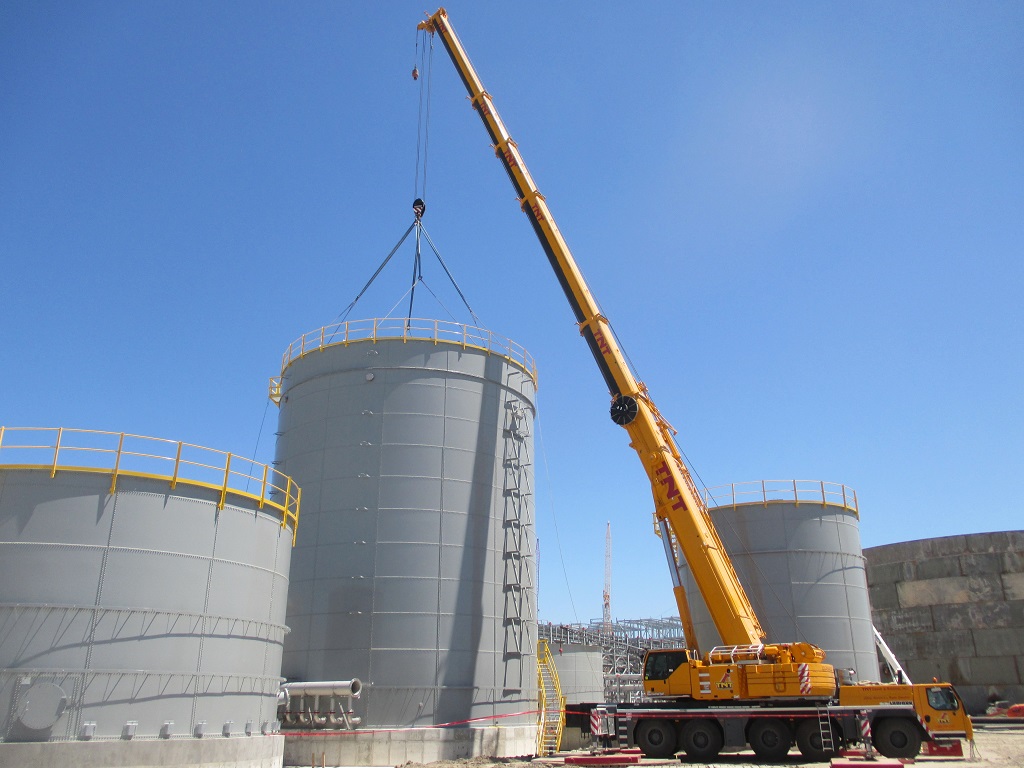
[[274, 318, 538, 403], [701, 479, 859, 516], [537, 638, 565, 756], [0, 427, 300, 543]]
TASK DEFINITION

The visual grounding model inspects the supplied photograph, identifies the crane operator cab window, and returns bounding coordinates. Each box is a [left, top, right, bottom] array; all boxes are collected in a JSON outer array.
[[926, 687, 960, 711], [644, 650, 690, 681]]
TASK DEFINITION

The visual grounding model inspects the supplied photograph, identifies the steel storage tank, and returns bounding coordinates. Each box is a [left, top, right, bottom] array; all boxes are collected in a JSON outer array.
[[550, 642, 604, 705], [272, 318, 538, 730], [677, 481, 877, 680], [0, 427, 298, 752]]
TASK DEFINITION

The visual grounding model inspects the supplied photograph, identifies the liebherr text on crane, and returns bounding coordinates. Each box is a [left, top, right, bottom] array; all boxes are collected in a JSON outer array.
[[417, 8, 973, 762]]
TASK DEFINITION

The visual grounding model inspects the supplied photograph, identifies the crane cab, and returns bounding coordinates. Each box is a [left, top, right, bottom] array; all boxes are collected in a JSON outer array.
[[643, 648, 747, 700]]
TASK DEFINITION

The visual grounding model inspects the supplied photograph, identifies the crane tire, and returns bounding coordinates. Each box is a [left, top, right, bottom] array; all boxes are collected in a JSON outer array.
[[748, 718, 793, 762], [795, 718, 838, 761], [678, 719, 723, 761], [635, 719, 677, 759], [872, 717, 922, 759]]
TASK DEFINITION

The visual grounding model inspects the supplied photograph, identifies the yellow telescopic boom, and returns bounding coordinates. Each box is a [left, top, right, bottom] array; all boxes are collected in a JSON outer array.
[[418, 8, 765, 648]]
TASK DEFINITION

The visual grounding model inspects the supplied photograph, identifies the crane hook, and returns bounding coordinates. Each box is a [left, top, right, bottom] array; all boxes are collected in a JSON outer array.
[[412, 67, 419, 80]]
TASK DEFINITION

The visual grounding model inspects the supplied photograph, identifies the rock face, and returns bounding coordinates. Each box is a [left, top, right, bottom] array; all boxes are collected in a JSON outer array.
[[864, 531, 1024, 713]]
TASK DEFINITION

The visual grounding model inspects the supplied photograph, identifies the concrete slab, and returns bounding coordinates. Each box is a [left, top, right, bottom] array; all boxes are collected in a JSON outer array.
[[973, 627, 1024, 657], [1002, 572, 1024, 600], [910, 629, 976, 658], [0, 734, 284, 768], [897, 574, 1002, 607], [967, 531, 1024, 554], [932, 601, 1003, 630], [916, 554, 963, 580], [1002, 550, 1024, 574], [868, 560, 916, 585], [873, 605, 934, 633], [960, 552, 1004, 576], [868, 581, 900, 610]]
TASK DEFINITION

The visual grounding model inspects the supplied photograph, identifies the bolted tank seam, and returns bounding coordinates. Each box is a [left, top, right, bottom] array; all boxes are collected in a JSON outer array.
[[284, 365, 536, 405], [0, 541, 289, 578], [260, 505, 284, 726]]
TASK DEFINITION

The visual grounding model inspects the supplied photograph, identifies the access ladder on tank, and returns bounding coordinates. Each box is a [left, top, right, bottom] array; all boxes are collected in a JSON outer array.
[[537, 639, 565, 756]]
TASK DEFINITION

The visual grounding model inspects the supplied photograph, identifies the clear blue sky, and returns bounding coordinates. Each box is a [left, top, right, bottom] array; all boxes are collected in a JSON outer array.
[[2, 2, 1021, 624]]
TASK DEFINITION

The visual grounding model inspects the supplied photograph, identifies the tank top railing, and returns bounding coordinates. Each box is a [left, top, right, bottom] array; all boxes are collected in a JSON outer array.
[[701, 480, 858, 516], [0, 426, 300, 543], [272, 318, 538, 402]]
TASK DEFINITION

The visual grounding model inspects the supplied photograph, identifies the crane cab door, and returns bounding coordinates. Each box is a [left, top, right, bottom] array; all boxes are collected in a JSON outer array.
[[643, 650, 693, 697]]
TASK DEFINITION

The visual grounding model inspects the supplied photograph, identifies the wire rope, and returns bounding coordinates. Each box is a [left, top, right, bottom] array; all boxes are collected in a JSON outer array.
[[244, 398, 272, 493], [419, 224, 480, 325], [412, 30, 434, 204], [416, 278, 460, 322], [534, 411, 584, 626]]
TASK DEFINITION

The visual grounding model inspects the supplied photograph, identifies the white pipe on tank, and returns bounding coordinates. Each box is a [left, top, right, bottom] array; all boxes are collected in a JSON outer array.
[[281, 679, 361, 698]]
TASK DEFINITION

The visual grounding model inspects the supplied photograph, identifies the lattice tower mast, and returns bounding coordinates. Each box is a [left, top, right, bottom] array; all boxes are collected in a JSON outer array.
[[603, 521, 612, 634]]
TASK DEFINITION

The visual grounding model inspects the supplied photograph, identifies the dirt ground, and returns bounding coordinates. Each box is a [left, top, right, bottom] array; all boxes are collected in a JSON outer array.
[[396, 722, 1023, 768]]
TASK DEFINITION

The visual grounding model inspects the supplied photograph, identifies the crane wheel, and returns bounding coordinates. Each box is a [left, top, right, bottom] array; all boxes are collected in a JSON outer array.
[[872, 717, 922, 759], [678, 719, 723, 761], [795, 719, 838, 761], [747, 718, 793, 762], [635, 719, 677, 759]]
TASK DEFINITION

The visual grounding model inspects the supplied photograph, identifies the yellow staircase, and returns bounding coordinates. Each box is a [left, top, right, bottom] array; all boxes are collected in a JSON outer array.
[[537, 638, 565, 756]]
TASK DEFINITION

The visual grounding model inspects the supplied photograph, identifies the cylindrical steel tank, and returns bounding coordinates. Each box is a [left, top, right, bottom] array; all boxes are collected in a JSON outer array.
[[0, 427, 298, 743], [678, 481, 877, 680], [550, 643, 604, 705], [273, 319, 538, 728]]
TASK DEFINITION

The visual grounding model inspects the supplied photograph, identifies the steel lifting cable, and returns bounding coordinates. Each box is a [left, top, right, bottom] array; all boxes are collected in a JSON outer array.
[[328, 28, 474, 332], [406, 220, 424, 324], [326, 222, 417, 335], [412, 28, 434, 204], [418, 224, 480, 325]]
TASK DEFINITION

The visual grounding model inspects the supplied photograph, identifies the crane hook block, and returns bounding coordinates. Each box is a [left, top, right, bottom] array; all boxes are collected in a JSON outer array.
[[412, 67, 419, 80], [413, 198, 426, 220], [610, 395, 639, 426]]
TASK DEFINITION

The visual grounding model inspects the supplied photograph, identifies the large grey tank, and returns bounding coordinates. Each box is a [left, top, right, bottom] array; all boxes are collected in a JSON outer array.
[[0, 427, 298, 745], [550, 642, 604, 705], [678, 481, 877, 680], [273, 318, 538, 728]]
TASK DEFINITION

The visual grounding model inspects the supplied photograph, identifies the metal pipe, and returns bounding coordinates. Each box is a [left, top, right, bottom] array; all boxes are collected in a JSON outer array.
[[281, 679, 361, 698]]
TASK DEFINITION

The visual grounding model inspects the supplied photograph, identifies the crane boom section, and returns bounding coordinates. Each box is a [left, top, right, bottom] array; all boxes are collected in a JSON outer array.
[[419, 8, 764, 646]]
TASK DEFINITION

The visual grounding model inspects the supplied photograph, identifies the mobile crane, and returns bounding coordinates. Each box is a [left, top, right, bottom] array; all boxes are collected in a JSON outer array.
[[417, 8, 973, 762]]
